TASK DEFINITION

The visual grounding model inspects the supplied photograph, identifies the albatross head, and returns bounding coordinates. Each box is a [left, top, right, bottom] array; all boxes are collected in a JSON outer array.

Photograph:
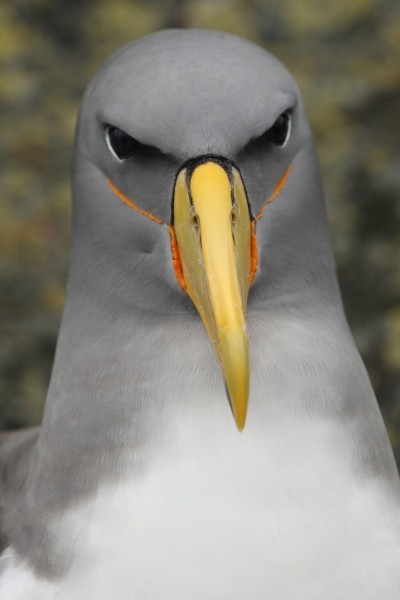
[[72, 28, 313, 431]]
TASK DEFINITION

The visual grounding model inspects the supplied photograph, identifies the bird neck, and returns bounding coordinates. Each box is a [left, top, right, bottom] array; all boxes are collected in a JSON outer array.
[[34, 139, 370, 478], [21, 141, 398, 577], [15, 284, 400, 578]]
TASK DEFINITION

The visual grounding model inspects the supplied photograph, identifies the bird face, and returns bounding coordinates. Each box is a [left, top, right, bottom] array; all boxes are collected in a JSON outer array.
[[73, 29, 310, 429]]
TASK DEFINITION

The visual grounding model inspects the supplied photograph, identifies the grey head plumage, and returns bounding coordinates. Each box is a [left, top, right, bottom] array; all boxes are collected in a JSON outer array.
[[1, 28, 399, 598], [73, 28, 331, 311]]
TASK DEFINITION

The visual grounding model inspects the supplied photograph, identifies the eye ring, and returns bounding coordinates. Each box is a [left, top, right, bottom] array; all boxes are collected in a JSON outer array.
[[267, 112, 291, 147], [105, 125, 141, 160]]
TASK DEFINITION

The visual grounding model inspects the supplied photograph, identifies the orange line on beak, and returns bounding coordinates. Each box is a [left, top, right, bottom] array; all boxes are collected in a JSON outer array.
[[168, 225, 187, 291], [249, 221, 259, 284], [108, 165, 291, 291]]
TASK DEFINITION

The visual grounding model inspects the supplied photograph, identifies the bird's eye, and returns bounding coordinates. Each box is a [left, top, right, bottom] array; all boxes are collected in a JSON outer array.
[[267, 112, 291, 146], [106, 126, 140, 159]]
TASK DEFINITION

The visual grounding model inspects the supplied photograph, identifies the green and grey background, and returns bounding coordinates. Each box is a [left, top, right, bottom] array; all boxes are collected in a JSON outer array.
[[1, 0, 399, 464]]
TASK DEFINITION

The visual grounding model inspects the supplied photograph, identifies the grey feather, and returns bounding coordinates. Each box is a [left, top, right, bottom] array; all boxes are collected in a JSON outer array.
[[1, 29, 399, 599]]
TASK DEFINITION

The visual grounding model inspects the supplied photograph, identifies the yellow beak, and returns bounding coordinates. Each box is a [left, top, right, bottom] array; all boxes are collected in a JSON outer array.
[[173, 161, 252, 430]]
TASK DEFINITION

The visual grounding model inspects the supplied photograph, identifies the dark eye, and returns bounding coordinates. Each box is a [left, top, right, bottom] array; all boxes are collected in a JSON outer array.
[[267, 112, 291, 146], [106, 125, 140, 159]]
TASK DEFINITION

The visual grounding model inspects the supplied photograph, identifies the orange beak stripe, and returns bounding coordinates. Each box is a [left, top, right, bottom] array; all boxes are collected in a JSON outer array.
[[168, 225, 187, 291], [249, 221, 259, 285], [108, 165, 292, 292]]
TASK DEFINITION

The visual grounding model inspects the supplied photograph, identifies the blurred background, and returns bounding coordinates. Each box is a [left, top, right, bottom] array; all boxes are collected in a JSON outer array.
[[0, 0, 399, 464]]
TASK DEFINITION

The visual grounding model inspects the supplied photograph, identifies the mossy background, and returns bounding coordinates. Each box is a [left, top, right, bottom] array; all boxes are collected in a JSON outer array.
[[1, 0, 399, 464]]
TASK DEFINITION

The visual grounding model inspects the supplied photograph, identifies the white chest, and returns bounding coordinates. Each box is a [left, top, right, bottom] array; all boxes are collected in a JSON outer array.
[[2, 418, 400, 600]]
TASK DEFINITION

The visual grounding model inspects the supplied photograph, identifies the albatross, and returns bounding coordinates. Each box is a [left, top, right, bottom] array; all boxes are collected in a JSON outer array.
[[1, 28, 400, 599]]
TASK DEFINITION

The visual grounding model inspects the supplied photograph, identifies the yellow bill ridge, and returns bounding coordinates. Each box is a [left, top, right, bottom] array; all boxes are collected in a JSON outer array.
[[173, 160, 252, 430]]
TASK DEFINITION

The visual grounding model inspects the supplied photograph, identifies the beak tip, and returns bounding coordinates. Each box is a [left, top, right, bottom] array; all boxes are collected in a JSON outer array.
[[226, 388, 248, 432], [235, 418, 246, 432]]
